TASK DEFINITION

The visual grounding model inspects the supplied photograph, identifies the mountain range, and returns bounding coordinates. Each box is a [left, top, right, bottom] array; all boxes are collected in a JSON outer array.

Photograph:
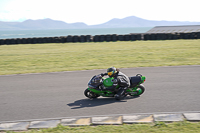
[[1, 16, 200, 30]]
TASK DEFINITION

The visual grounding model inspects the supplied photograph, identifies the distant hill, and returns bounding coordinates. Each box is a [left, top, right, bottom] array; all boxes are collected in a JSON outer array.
[[0, 18, 88, 30], [94, 16, 200, 28], [1, 16, 200, 30]]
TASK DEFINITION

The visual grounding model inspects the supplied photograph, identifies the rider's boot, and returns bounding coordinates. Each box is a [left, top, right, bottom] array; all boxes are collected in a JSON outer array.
[[115, 87, 127, 100]]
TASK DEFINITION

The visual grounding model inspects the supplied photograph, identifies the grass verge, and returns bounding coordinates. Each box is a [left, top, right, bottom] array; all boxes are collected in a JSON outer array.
[[0, 40, 200, 75], [6, 121, 200, 133]]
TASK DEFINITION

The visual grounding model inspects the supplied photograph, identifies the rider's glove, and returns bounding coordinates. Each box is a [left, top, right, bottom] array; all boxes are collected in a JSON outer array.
[[100, 73, 108, 77], [100, 73, 104, 77]]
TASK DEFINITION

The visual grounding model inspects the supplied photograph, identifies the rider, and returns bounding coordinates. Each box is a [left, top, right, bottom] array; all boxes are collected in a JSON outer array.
[[101, 67, 130, 100]]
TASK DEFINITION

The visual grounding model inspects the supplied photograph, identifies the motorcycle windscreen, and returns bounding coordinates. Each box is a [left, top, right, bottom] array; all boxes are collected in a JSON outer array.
[[88, 75, 102, 88]]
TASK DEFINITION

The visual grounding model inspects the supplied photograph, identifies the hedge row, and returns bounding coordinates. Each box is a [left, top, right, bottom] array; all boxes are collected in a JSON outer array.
[[0, 32, 200, 45]]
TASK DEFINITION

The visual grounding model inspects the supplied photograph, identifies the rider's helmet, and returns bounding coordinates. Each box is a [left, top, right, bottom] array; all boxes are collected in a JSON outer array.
[[107, 67, 117, 77]]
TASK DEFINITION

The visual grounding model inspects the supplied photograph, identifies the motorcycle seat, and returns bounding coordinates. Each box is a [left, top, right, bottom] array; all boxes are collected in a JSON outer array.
[[129, 76, 141, 87]]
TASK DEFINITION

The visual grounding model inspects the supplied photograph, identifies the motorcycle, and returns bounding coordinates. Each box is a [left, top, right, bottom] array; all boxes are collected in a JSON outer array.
[[84, 74, 146, 100]]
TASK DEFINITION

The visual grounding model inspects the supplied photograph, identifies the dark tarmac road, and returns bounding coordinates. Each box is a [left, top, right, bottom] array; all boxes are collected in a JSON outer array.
[[0, 65, 200, 122]]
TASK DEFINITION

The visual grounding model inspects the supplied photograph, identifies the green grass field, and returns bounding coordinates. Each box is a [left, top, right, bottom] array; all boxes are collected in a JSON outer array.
[[7, 121, 200, 133], [0, 39, 200, 75]]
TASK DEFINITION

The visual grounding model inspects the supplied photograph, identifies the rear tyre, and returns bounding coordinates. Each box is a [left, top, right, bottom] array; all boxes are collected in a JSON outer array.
[[129, 84, 145, 96], [84, 89, 100, 98]]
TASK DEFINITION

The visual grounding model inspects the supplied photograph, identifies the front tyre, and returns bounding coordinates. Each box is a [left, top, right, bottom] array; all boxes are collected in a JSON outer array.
[[84, 89, 100, 99]]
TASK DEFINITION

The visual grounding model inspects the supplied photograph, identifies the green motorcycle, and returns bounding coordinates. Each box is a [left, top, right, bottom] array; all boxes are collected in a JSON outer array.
[[84, 74, 146, 100]]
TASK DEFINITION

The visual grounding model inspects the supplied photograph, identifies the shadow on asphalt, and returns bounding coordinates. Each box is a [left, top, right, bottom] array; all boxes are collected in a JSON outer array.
[[67, 96, 140, 109]]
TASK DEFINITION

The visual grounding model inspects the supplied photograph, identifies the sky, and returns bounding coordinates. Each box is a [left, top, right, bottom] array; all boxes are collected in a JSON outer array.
[[0, 0, 200, 25]]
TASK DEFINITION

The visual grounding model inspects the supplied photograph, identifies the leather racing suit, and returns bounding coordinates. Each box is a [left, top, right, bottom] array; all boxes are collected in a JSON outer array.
[[101, 71, 130, 99]]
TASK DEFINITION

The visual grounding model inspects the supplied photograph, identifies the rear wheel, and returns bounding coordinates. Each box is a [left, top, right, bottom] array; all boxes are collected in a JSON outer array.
[[84, 89, 100, 98], [129, 84, 145, 96]]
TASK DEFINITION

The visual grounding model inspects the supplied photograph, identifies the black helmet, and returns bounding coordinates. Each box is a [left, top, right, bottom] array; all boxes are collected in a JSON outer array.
[[107, 67, 117, 77]]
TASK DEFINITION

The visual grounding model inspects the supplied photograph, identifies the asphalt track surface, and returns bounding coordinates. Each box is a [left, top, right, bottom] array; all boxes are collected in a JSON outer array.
[[0, 65, 200, 122]]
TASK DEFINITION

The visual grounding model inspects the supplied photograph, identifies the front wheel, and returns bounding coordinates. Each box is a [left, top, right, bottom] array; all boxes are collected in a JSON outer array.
[[84, 89, 100, 98], [129, 84, 145, 96]]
